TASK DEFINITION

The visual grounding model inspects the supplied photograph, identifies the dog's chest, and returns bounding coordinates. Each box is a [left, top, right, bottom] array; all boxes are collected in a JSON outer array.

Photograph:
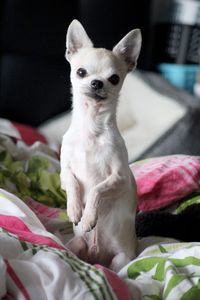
[[71, 132, 112, 181]]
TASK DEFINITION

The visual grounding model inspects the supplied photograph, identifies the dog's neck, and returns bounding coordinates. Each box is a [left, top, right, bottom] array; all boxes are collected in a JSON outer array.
[[71, 92, 119, 136]]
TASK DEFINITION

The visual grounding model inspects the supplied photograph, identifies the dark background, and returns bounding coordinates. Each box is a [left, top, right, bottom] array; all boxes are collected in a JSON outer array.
[[0, 0, 153, 126]]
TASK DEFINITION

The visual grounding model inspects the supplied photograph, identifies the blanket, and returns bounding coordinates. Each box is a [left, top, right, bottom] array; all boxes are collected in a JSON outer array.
[[0, 188, 132, 300], [120, 241, 200, 300], [2, 189, 200, 299], [1, 133, 200, 299]]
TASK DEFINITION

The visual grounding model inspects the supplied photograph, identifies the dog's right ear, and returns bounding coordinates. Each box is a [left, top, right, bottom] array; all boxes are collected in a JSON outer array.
[[65, 19, 93, 62], [113, 29, 142, 72]]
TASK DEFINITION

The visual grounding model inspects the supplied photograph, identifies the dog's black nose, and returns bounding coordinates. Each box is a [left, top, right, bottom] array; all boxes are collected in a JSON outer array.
[[91, 80, 103, 90]]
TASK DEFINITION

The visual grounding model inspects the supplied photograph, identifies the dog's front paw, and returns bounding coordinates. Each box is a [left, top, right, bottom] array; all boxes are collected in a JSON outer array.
[[81, 210, 97, 233], [67, 202, 82, 225]]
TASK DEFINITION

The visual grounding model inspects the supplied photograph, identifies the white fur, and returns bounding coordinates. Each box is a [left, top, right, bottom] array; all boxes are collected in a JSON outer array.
[[60, 20, 141, 271]]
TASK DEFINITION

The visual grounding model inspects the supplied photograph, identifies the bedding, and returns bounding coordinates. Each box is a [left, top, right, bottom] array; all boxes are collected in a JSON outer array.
[[0, 118, 48, 146], [2, 188, 200, 300], [120, 241, 200, 300], [1, 132, 200, 299], [0, 117, 59, 151], [0, 133, 70, 238], [130, 155, 200, 212], [0, 189, 133, 300]]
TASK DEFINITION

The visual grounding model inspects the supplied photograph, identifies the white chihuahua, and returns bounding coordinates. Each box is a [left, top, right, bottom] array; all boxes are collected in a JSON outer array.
[[60, 20, 142, 272]]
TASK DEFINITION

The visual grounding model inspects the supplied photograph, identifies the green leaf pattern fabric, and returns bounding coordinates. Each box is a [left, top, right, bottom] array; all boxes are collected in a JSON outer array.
[[0, 150, 66, 208], [119, 242, 200, 299], [0, 134, 72, 236]]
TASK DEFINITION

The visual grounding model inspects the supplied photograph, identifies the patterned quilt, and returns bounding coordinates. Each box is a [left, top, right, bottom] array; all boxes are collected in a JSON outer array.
[[120, 242, 200, 300], [1, 188, 200, 299], [1, 133, 200, 299], [0, 188, 132, 300]]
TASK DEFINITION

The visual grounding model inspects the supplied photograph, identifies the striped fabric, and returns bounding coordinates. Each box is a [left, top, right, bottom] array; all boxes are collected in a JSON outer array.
[[0, 189, 131, 300]]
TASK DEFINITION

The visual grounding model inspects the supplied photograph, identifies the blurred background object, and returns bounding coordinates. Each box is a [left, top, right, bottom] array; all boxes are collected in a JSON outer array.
[[152, 0, 200, 93]]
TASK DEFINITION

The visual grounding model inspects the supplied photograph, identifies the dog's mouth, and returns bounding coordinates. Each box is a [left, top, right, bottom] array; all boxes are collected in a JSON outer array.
[[85, 92, 107, 101]]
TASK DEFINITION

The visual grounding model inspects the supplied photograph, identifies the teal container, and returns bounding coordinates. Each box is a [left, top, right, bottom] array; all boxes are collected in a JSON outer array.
[[158, 63, 199, 93]]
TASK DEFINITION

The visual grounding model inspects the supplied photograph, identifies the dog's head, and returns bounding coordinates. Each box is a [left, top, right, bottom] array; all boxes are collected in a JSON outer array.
[[66, 20, 142, 103]]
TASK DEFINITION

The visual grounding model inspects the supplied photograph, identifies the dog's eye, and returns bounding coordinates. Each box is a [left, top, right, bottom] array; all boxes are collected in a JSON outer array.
[[77, 68, 87, 78], [108, 74, 120, 85]]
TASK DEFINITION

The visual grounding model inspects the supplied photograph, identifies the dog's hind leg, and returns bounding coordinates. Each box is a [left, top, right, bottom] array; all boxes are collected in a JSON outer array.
[[109, 252, 131, 273], [67, 237, 88, 261]]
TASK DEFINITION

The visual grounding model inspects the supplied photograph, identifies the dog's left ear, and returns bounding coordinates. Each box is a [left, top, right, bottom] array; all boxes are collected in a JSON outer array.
[[113, 29, 142, 72], [66, 19, 93, 62]]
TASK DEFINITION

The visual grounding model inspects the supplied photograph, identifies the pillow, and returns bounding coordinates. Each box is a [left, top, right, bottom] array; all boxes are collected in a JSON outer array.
[[131, 155, 200, 211]]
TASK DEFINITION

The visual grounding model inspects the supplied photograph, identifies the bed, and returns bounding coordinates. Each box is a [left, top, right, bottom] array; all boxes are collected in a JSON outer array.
[[0, 126, 200, 300]]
